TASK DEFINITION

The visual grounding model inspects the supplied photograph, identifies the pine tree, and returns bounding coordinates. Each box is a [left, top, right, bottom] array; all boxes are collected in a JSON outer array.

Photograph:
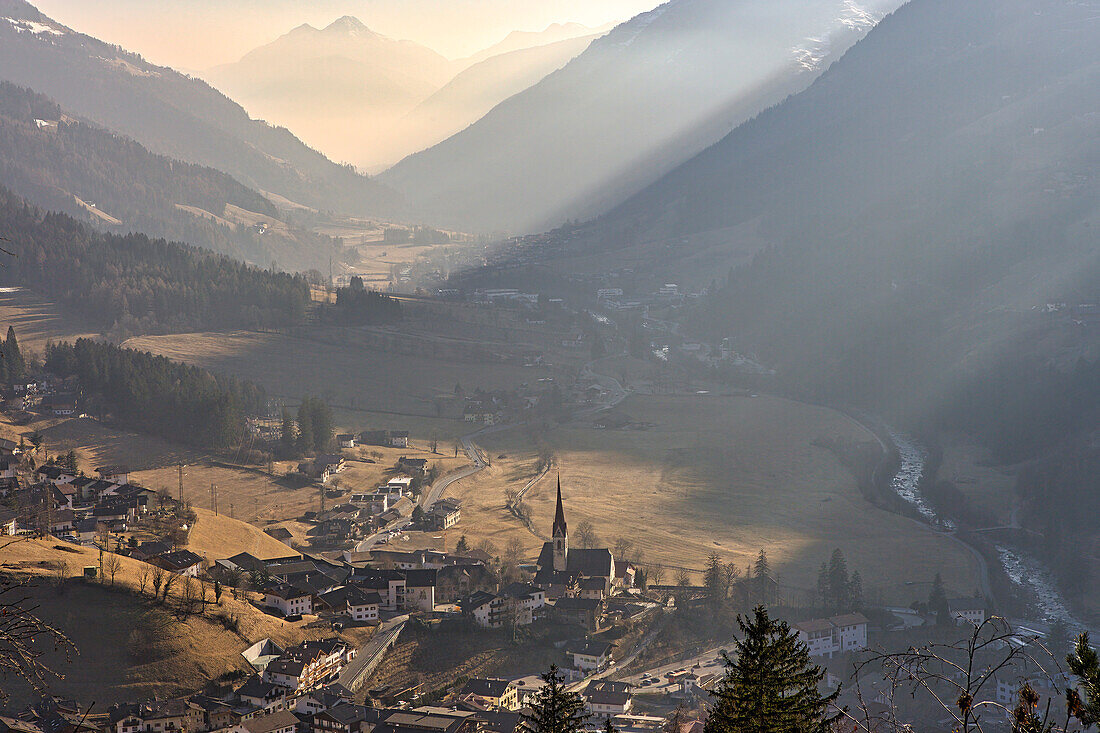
[[826, 548, 850, 613], [929, 572, 950, 626], [455, 535, 470, 555], [296, 404, 314, 456], [816, 562, 829, 610], [753, 549, 770, 578], [279, 407, 296, 456], [704, 552, 727, 608], [1068, 632, 1100, 726], [847, 571, 863, 612], [4, 326, 24, 383], [705, 607, 841, 733], [523, 665, 589, 733]]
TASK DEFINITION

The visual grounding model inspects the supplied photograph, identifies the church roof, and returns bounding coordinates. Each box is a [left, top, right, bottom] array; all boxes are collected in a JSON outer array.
[[537, 543, 613, 579]]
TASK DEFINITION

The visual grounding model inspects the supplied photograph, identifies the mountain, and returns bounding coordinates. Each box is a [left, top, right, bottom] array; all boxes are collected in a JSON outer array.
[[381, 0, 901, 233], [395, 34, 600, 163], [0, 1, 402, 218], [459, 22, 606, 67], [204, 16, 453, 170], [566, 0, 1100, 451], [0, 82, 340, 271]]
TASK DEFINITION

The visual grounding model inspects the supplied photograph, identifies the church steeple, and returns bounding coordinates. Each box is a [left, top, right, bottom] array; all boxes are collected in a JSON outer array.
[[553, 474, 567, 538], [552, 474, 568, 572]]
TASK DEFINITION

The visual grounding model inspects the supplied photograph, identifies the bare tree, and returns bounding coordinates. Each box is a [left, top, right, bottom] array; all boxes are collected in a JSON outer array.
[[842, 617, 1083, 732], [177, 577, 198, 619], [575, 520, 599, 549], [137, 565, 151, 596], [51, 559, 70, 591], [675, 568, 692, 587], [103, 553, 122, 586], [161, 569, 178, 602], [613, 537, 634, 561], [150, 565, 165, 601], [0, 538, 76, 702], [649, 564, 666, 587]]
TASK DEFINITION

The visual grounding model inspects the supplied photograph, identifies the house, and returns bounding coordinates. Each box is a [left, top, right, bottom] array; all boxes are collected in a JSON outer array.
[[0, 506, 19, 535], [96, 465, 130, 484], [48, 395, 78, 416], [397, 457, 427, 476], [508, 676, 547, 707], [148, 550, 204, 577], [460, 582, 545, 628], [293, 684, 355, 715], [312, 704, 371, 733], [265, 527, 294, 543], [404, 568, 437, 611], [0, 459, 17, 480], [337, 434, 357, 449], [130, 540, 173, 562], [0, 438, 20, 455], [229, 710, 300, 733], [298, 455, 346, 482], [138, 699, 205, 733], [429, 498, 461, 530], [389, 431, 409, 448], [386, 477, 415, 495], [948, 598, 990, 626], [553, 597, 605, 632], [566, 639, 615, 671], [793, 613, 869, 658], [264, 584, 314, 617], [585, 681, 632, 718], [263, 638, 355, 693], [372, 707, 483, 733], [318, 585, 381, 622], [236, 676, 290, 712], [36, 464, 76, 485], [578, 576, 608, 600], [457, 678, 518, 711]]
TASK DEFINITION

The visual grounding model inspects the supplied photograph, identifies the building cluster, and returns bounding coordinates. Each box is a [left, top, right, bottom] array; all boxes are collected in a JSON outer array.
[[0, 458, 159, 541]]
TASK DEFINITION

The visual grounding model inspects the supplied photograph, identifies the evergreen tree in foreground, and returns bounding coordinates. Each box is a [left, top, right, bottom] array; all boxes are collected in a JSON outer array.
[[705, 606, 840, 733], [524, 665, 589, 733]]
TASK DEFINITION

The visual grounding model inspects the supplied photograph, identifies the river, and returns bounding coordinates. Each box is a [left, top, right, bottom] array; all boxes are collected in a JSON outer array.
[[885, 429, 1084, 630]]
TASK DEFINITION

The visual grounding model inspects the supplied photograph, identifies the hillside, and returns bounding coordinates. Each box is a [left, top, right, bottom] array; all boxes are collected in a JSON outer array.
[[397, 35, 599, 160], [0, 1, 403, 218], [0, 538, 371, 706], [381, 0, 902, 233], [0, 187, 310, 336], [458, 22, 604, 67], [0, 82, 339, 270], [204, 16, 453, 169]]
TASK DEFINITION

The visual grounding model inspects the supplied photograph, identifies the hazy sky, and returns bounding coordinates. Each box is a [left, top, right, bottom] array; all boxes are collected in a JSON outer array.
[[32, 0, 662, 69]]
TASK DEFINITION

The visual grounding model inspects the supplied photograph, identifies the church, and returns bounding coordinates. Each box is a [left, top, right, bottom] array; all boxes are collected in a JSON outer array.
[[533, 477, 634, 597]]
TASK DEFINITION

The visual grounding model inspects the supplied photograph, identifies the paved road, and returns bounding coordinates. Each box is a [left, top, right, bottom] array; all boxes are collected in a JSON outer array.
[[337, 615, 408, 692]]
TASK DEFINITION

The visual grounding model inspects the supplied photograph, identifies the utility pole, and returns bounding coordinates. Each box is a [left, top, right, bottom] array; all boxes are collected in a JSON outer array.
[[319, 481, 326, 514], [229, 503, 234, 520], [177, 462, 184, 505], [211, 483, 218, 516]]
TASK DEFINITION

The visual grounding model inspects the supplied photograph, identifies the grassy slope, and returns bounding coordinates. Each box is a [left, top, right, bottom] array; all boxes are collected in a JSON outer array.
[[0, 539, 373, 706], [434, 394, 982, 606]]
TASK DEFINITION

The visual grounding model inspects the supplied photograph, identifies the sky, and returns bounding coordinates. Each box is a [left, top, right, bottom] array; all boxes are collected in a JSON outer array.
[[32, 0, 663, 70]]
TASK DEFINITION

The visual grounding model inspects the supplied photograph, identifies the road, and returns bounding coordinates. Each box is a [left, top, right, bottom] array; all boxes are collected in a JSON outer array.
[[336, 615, 407, 692], [616, 639, 735, 695]]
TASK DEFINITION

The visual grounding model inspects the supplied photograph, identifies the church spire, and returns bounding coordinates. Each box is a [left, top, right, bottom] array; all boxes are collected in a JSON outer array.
[[552, 473, 567, 539]]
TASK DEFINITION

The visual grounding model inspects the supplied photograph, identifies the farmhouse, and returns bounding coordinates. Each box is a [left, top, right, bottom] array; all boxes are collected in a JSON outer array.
[[456, 678, 519, 711], [389, 431, 409, 448], [229, 710, 300, 733], [429, 498, 461, 529], [148, 549, 204, 577], [337, 434, 357, 449]]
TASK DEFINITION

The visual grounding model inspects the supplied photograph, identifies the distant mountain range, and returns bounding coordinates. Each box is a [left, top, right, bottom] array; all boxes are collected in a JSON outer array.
[[559, 0, 1100, 448], [0, 0, 403, 219], [396, 34, 600, 162], [204, 17, 603, 170], [381, 0, 902, 234]]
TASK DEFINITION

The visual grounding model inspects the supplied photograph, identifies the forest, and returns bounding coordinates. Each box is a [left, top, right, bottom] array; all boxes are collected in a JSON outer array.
[[44, 339, 265, 450], [0, 187, 311, 336], [327, 276, 404, 324]]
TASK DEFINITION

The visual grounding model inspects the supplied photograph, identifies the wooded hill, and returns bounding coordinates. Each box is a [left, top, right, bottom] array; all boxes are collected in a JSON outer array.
[[0, 187, 311, 337]]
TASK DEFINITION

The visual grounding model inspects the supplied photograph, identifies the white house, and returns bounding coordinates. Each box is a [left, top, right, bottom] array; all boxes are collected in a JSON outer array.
[[585, 681, 632, 718], [389, 431, 410, 448], [264, 584, 314, 617], [794, 613, 869, 658], [949, 598, 990, 627], [567, 639, 615, 672], [346, 588, 381, 622]]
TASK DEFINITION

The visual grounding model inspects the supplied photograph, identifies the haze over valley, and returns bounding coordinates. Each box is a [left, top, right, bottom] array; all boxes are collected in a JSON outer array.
[[0, 1, 1098, 730]]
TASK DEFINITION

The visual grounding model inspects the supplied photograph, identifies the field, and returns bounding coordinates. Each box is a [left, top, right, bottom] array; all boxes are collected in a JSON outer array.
[[0, 286, 96, 354], [0, 538, 374, 706], [431, 394, 982, 606], [123, 331, 547, 438]]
